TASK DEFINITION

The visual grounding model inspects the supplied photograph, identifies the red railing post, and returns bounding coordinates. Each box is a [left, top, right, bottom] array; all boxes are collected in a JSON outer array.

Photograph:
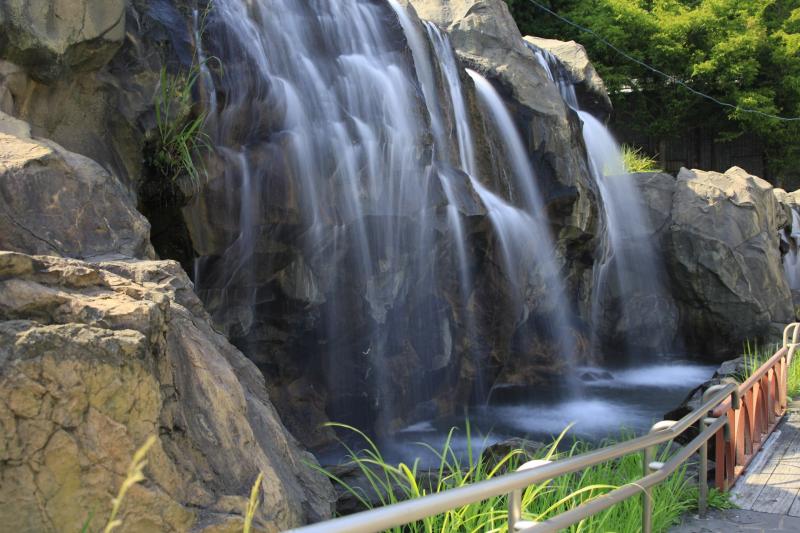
[[710, 323, 800, 490]]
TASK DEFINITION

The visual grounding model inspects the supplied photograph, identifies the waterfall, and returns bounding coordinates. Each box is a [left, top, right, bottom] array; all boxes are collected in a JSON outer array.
[[191, 0, 580, 435], [527, 43, 676, 355], [465, 68, 576, 377], [784, 209, 800, 290], [195, 0, 454, 430]]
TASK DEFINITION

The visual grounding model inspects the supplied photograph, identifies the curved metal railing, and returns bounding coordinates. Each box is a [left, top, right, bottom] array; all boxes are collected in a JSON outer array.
[[287, 323, 800, 533]]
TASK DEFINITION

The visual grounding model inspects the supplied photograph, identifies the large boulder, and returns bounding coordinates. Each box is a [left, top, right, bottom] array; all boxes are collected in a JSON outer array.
[[0, 113, 153, 260], [0, 0, 126, 82], [635, 167, 794, 355], [523, 36, 613, 120], [0, 251, 335, 532]]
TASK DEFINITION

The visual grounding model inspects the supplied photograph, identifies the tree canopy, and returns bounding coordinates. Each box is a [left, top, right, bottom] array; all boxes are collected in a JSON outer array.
[[506, 0, 800, 187]]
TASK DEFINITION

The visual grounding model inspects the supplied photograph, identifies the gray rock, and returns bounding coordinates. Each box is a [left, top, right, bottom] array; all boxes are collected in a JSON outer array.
[[0, 0, 126, 82], [0, 116, 154, 260], [669, 167, 793, 352], [480, 437, 547, 470], [523, 36, 613, 120], [635, 167, 794, 354]]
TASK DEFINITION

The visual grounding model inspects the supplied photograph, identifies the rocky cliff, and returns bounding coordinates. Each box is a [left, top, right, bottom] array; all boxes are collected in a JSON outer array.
[[0, 4, 335, 529]]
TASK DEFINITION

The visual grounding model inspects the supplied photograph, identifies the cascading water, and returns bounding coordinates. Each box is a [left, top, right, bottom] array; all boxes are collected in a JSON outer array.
[[195, 0, 453, 432], [528, 43, 677, 356], [784, 209, 800, 290], [177, 0, 727, 461], [192, 0, 581, 437], [465, 69, 576, 365], [426, 21, 577, 381]]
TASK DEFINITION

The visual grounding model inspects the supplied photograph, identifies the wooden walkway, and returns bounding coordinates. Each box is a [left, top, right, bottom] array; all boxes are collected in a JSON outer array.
[[671, 406, 800, 532]]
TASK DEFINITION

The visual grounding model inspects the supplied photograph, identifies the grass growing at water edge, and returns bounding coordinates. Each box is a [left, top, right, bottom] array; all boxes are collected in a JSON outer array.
[[312, 422, 708, 533]]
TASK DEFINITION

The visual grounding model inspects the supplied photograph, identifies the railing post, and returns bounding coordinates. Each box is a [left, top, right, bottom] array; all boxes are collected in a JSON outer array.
[[643, 421, 674, 533], [508, 459, 550, 531], [642, 445, 654, 533], [508, 488, 521, 532], [699, 416, 712, 517]]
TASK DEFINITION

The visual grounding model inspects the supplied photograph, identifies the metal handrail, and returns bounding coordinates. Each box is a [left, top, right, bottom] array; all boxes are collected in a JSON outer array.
[[287, 384, 738, 533], [520, 415, 729, 532], [287, 323, 799, 533]]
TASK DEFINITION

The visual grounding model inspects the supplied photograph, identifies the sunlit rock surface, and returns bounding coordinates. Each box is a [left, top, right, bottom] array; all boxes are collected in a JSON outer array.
[[0, 252, 334, 531], [0, 0, 125, 82], [0, 113, 153, 260], [523, 36, 612, 120]]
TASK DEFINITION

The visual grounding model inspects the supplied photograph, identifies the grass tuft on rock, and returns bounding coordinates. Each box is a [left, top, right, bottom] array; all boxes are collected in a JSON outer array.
[[622, 144, 662, 173]]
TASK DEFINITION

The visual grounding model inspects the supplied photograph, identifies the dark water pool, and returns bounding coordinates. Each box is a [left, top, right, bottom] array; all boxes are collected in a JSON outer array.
[[319, 360, 717, 467]]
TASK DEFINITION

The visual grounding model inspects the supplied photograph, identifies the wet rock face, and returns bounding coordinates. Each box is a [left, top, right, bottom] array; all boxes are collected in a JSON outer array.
[[634, 167, 794, 355], [0, 114, 154, 260], [0, 0, 126, 82], [408, 0, 600, 315], [523, 36, 613, 121], [0, 252, 335, 531], [184, 0, 603, 445]]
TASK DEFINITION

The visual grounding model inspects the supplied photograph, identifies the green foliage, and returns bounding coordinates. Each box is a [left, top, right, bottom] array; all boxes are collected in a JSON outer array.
[[740, 340, 800, 397], [622, 144, 662, 173], [149, 3, 217, 193], [314, 422, 700, 533], [704, 487, 736, 510], [506, 0, 800, 188], [151, 63, 213, 192]]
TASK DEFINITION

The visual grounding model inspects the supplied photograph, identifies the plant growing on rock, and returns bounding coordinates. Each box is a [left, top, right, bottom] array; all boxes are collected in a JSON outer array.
[[622, 144, 661, 173], [151, 61, 214, 193], [148, 3, 218, 194]]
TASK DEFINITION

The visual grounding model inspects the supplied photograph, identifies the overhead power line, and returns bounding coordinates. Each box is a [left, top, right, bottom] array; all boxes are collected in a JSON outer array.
[[524, 0, 800, 122]]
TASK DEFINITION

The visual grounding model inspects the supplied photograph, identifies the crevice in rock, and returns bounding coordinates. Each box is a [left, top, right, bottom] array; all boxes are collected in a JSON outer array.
[[137, 172, 197, 277]]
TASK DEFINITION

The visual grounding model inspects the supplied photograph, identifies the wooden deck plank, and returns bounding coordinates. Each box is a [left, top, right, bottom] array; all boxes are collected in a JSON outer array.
[[731, 473, 771, 510], [731, 427, 797, 509], [731, 413, 800, 512], [787, 493, 800, 517], [748, 476, 799, 514]]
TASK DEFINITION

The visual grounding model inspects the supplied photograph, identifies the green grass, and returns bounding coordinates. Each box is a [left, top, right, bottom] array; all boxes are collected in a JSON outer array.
[[151, 63, 214, 192], [740, 340, 800, 397], [312, 422, 705, 533], [148, 3, 217, 192], [621, 145, 662, 173]]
